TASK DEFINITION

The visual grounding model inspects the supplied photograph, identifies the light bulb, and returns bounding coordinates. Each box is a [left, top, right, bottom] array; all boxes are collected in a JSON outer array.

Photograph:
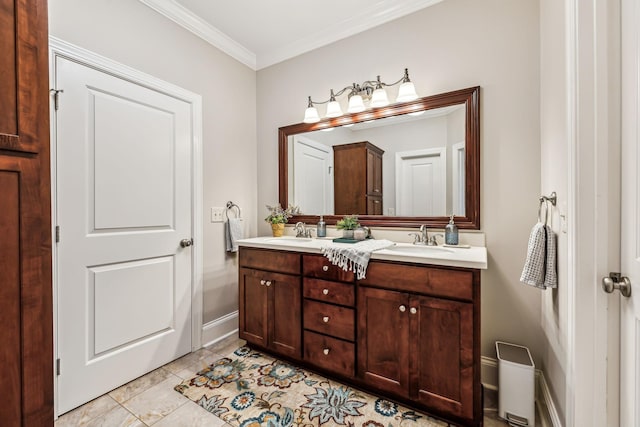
[[326, 100, 343, 118], [396, 81, 418, 102], [370, 88, 389, 108], [303, 106, 320, 123], [347, 95, 365, 113]]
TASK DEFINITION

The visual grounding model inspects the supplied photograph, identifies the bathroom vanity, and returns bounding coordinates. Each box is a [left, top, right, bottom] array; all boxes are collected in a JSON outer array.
[[237, 237, 487, 427]]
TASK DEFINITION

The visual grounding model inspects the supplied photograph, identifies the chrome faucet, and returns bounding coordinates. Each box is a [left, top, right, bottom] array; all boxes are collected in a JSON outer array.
[[294, 222, 313, 238], [410, 225, 441, 246], [420, 225, 429, 244]]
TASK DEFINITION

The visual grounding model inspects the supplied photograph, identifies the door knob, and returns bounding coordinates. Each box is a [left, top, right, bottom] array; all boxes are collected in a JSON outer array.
[[180, 238, 193, 248], [602, 272, 631, 297]]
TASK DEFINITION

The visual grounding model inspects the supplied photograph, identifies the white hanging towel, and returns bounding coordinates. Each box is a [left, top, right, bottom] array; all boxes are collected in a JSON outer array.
[[520, 222, 557, 289], [321, 239, 395, 279], [225, 218, 243, 253]]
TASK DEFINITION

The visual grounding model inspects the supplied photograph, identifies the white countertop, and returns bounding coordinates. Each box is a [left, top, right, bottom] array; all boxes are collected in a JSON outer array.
[[237, 236, 488, 270]]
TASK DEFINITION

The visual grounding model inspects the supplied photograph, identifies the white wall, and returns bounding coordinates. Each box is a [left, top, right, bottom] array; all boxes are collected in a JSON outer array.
[[49, 0, 258, 325], [257, 0, 545, 368], [539, 0, 568, 421]]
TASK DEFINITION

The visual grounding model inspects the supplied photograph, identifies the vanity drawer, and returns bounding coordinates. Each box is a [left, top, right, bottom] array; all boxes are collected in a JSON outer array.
[[303, 300, 355, 341], [303, 255, 355, 282], [304, 330, 355, 377], [239, 247, 300, 275], [359, 261, 474, 302], [303, 278, 355, 307]]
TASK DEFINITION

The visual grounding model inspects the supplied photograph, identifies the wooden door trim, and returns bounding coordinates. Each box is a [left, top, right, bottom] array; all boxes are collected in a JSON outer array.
[[49, 37, 204, 417]]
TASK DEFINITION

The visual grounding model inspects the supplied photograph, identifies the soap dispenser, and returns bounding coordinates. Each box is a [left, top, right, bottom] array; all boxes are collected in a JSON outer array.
[[445, 215, 458, 245], [317, 215, 326, 238]]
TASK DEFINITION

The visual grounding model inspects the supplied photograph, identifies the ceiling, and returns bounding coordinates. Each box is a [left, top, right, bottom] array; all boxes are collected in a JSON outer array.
[[138, 0, 443, 70]]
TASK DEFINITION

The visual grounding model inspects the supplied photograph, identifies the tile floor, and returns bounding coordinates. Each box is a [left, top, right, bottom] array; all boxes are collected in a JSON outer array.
[[56, 334, 546, 427]]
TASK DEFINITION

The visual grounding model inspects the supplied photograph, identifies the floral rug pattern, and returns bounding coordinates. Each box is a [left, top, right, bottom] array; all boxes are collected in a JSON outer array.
[[175, 346, 450, 427]]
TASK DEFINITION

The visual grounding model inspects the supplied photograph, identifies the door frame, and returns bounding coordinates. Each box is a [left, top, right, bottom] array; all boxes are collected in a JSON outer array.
[[49, 36, 204, 416]]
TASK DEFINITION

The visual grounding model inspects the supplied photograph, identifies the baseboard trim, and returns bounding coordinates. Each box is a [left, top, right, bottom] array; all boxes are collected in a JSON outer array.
[[201, 311, 238, 348], [482, 356, 562, 427], [537, 370, 563, 427]]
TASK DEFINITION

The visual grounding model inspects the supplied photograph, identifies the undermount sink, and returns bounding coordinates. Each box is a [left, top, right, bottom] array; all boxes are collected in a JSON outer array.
[[264, 237, 313, 243], [385, 245, 455, 254]]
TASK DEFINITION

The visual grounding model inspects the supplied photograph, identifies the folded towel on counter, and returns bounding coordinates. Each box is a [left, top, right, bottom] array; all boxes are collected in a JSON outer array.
[[225, 218, 243, 253], [520, 222, 557, 289], [321, 239, 395, 279]]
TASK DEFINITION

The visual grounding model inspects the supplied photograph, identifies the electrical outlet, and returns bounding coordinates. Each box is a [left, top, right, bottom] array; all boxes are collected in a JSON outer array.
[[211, 207, 225, 223]]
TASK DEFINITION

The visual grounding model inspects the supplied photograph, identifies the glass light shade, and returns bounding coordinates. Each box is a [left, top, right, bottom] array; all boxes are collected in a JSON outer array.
[[303, 106, 320, 123], [396, 81, 418, 102], [347, 95, 365, 113], [325, 100, 343, 118], [370, 88, 389, 108]]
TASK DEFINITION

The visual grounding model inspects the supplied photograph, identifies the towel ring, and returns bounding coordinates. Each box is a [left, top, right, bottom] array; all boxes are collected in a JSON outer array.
[[225, 201, 241, 219]]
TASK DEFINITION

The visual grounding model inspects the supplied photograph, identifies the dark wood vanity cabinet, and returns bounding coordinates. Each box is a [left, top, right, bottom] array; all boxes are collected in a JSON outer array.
[[238, 249, 302, 359], [333, 141, 384, 215], [358, 261, 480, 425], [238, 247, 481, 426]]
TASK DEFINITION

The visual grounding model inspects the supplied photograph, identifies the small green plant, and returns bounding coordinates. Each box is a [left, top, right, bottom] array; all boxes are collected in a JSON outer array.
[[336, 215, 360, 230], [264, 204, 299, 224]]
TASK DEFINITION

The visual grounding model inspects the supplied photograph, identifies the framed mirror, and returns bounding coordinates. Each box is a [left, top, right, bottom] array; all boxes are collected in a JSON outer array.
[[279, 86, 480, 229]]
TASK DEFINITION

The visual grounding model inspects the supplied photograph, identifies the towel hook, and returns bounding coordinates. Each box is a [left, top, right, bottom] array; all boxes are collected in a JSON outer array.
[[539, 191, 557, 206]]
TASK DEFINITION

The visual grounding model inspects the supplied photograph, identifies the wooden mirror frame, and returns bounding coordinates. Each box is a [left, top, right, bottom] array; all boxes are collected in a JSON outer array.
[[278, 86, 480, 229]]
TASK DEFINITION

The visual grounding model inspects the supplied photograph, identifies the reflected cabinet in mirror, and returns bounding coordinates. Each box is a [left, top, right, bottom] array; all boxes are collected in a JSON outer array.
[[279, 86, 480, 229]]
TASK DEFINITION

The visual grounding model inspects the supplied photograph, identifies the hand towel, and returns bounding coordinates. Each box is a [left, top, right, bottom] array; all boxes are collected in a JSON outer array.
[[520, 222, 557, 289], [225, 218, 243, 253], [321, 239, 395, 279]]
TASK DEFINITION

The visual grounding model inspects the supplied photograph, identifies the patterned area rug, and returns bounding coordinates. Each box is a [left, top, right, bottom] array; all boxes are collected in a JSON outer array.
[[174, 346, 451, 427]]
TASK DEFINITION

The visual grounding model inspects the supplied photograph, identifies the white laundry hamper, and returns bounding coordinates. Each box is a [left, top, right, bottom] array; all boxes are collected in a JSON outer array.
[[495, 341, 535, 426]]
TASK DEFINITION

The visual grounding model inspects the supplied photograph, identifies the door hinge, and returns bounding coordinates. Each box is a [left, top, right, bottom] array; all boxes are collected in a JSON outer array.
[[56, 358, 61, 376], [50, 89, 64, 111], [55, 225, 60, 243]]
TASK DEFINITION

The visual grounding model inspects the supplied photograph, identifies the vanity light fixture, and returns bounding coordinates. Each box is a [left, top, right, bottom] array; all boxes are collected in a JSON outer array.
[[303, 68, 418, 123]]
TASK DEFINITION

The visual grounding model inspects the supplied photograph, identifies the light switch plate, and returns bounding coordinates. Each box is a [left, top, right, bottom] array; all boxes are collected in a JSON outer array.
[[211, 207, 225, 223]]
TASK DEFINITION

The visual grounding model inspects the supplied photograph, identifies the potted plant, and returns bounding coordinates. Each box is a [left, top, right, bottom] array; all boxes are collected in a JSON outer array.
[[336, 215, 360, 239], [265, 204, 298, 237]]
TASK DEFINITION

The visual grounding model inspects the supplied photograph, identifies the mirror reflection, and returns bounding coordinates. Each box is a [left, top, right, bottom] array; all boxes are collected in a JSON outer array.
[[288, 104, 466, 217]]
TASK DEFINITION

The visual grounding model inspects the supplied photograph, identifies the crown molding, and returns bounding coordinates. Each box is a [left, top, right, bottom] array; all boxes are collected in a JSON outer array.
[[138, 0, 443, 70], [138, 0, 257, 70], [257, 0, 445, 69]]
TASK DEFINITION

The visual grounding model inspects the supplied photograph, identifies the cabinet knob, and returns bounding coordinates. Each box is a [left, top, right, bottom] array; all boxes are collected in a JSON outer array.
[[322, 265, 329, 272], [265, 281, 272, 287], [260, 280, 266, 285], [322, 316, 330, 323], [323, 348, 330, 355], [410, 307, 417, 314], [399, 305, 406, 312], [322, 289, 329, 295]]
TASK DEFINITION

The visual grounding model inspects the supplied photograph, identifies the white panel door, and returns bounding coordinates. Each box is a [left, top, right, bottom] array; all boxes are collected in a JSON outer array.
[[293, 135, 333, 214], [620, 0, 640, 424], [55, 56, 193, 414], [395, 148, 446, 216]]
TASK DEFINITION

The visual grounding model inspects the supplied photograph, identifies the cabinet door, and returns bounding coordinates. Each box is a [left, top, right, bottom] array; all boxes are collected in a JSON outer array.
[[270, 271, 302, 358], [366, 196, 383, 215], [366, 149, 382, 195], [357, 287, 410, 397], [238, 268, 268, 348], [410, 295, 474, 420]]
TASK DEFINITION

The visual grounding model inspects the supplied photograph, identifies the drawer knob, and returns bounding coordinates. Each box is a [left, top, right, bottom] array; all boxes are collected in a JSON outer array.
[[260, 280, 266, 285], [322, 289, 329, 295], [399, 305, 406, 312], [265, 281, 272, 287], [322, 265, 329, 272], [323, 348, 330, 355], [410, 307, 417, 314], [322, 316, 330, 323]]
